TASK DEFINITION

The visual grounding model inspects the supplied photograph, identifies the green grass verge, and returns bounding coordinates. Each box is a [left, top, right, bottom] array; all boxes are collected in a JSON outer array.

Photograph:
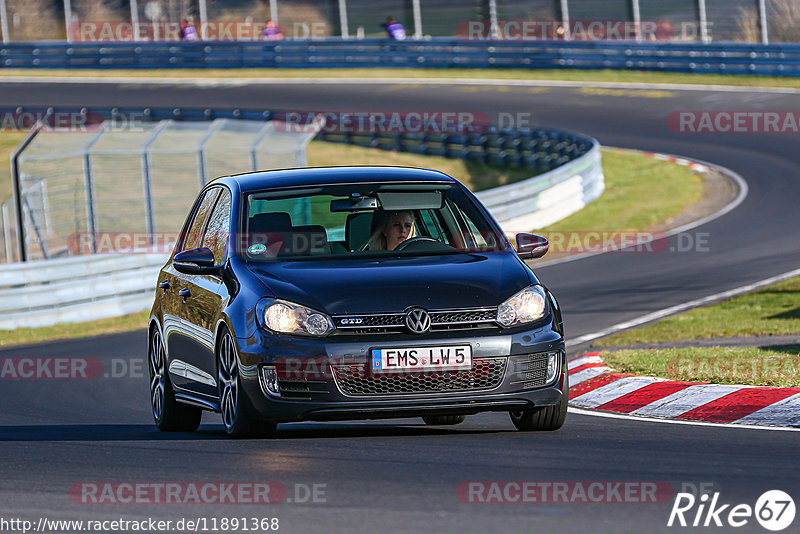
[[538, 147, 703, 234], [3, 67, 800, 89], [596, 276, 800, 346], [0, 142, 701, 348], [601, 346, 800, 387], [0, 310, 149, 348]]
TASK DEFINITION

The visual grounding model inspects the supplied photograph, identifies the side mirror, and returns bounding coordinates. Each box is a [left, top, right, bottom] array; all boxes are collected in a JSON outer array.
[[515, 233, 549, 259], [173, 247, 218, 274]]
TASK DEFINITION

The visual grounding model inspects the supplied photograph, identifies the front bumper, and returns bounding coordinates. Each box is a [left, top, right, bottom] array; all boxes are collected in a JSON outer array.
[[236, 319, 566, 423]]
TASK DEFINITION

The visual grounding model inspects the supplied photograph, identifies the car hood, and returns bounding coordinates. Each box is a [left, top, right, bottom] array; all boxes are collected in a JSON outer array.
[[246, 252, 535, 315]]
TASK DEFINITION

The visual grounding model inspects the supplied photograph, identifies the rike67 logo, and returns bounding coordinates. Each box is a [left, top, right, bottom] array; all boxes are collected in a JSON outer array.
[[668, 490, 795, 531]]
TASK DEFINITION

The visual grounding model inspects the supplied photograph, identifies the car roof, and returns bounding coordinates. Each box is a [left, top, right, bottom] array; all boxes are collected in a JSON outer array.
[[211, 165, 458, 193]]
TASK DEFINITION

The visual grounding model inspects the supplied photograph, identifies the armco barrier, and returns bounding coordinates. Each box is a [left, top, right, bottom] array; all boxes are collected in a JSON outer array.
[[476, 141, 603, 232], [0, 253, 168, 329], [2, 39, 800, 76], [0, 107, 603, 329]]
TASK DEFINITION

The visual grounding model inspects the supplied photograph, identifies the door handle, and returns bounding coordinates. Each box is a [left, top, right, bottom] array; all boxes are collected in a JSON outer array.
[[158, 280, 171, 293], [179, 288, 192, 302]]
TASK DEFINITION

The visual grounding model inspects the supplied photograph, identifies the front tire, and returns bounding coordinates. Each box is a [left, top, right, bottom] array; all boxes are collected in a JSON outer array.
[[217, 328, 276, 438], [149, 327, 202, 432], [422, 415, 466, 426], [509, 374, 568, 432]]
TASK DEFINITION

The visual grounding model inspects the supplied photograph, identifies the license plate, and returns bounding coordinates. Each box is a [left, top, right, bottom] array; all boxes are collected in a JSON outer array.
[[371, 345, 472, 373]]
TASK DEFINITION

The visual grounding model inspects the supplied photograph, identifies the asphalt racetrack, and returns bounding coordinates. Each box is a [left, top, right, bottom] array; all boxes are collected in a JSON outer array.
[[1, 79, 799, 533]]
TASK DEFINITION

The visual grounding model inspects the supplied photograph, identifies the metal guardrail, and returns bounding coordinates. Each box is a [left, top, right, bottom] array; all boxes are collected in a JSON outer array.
[[2, 39, 800, 76], [0, 253, 167, 329], [476, 140, 603, 232], [0, 107, 602, 329]]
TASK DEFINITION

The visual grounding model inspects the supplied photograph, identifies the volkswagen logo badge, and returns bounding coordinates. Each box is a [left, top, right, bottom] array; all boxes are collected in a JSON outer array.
[[405, 307, 431, 334]]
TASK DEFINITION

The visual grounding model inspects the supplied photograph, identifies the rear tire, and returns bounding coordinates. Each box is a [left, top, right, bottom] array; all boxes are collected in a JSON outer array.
[[422, 415, 466, 426], [149, 327, 202, 432], [217, 328, 277, 439], [509, 374, 568, 432]]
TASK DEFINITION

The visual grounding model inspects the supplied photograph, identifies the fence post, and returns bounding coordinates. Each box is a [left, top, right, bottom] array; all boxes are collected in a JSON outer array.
[[488, 0, 499, 39], [269, 0, 278, 24], [63, 0, 73, 42], [412, 0, 422, 39], [758, 0, 768, 44], [82, 126, 106, 254], [698, 0, 709, 43], [199, 0, 209, 39], [0, 0, 9, 43], [631, 0, 642, 41], [1, 203, 11, 262], [129, 0, 141, 41], [141, 121, 170, 245], [197, 119, 225, 187], [250, 122, 274, 171], [10, 122, 45, 262], [338, 0, 349, 39], [559, 0, 571, 40]]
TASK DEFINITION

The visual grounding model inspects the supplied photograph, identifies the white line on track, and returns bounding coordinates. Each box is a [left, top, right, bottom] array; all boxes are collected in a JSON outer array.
[[566, 266, 800, 347], [2, 76, 800, 95], [536, 152, 749, 270], [568, 406, 800, 432]]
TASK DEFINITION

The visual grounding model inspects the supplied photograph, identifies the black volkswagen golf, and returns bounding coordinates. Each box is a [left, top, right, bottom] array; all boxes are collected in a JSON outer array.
[[148, 166, 567, 437]]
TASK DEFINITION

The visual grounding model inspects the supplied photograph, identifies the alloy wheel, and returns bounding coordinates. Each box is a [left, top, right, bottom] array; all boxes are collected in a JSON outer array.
[[218, 333, 239, 432], [149, 329, 166, 422]]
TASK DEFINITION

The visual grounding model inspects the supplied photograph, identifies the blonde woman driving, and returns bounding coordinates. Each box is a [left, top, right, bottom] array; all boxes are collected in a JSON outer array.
[[365, 210, 416, 251]]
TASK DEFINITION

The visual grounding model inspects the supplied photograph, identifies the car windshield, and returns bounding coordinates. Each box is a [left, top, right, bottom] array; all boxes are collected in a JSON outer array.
[[241, 183, 506, 260]]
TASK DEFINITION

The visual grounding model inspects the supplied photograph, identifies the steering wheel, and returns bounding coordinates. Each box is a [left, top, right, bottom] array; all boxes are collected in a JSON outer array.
[[393, 236, 441, 251]]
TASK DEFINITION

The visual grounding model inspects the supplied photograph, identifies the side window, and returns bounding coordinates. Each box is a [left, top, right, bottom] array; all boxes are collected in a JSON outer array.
[[418, 209, 448, 242], [449, 201, 488, 248], [202, 189, 231, 265], [180, 189, 220, 253]]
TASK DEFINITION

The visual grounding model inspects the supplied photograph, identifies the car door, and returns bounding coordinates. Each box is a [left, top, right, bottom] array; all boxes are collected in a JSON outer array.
[[193, 187, 233, 391], [164, 187, 223, 398]]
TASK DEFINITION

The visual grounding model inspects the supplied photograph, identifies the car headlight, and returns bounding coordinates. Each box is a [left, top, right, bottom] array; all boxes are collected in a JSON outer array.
[[263, 299, 334, 336], [497, 285, 548, 327]]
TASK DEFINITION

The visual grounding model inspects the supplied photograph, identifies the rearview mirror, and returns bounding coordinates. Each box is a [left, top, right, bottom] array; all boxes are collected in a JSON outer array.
[[330, 195, 379, 212], [173, 247, 218, 274], [515, 233, 549, 259]]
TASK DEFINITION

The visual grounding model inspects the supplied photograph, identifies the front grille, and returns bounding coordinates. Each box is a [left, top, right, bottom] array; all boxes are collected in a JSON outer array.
[[430, 309, 495, 323], [331, 357, 507, 396], [332, 307, 498, 335]]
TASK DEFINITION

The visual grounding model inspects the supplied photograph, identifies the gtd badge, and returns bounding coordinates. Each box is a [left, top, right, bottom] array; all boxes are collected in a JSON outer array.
[[340, 318, 363, 325]]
